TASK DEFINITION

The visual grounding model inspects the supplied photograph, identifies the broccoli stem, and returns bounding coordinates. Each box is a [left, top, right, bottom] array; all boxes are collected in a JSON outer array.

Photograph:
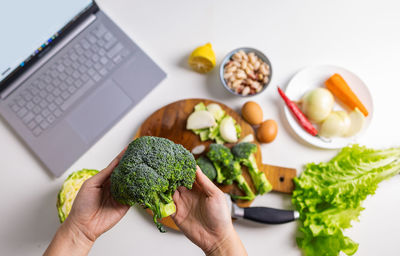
[[213, 163, 225, 183], [246, 154, 272, 194], [160, 201, 176, 218], [232, 175, 255, 201]]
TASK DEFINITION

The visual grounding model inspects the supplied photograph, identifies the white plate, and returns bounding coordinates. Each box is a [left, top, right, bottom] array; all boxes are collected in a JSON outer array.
[[284, 65, 373, 149]]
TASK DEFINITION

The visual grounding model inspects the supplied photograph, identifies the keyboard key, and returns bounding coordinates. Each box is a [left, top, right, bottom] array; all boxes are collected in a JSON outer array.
[[72, 71, 80, 79], [93, 74, 102, 82], [33, 127, 42, 136], [39, 90, 47, 98], [17, 98, 26, 107], [52, 79, 61, 86], [94, 63, 102, 71], [107, 43, 124, 58], [84, 50, 93, 58], [46, 94, 55, 103], [46, 84, 54, 92], [47, 115, 56, 124], [65, 67, 73, 75], [26, 101, 34, 110], [63, 58, 72, 66], [85, 59, 93, 68], [78, 55, 86, 63], [100, 57, 108, 65], [61, 79, 94, 111], [59, 73, 67, 81], [66, 77, 74, 85], [88, 68, 96, 77], [40, 120, 49, 130], [56, 64, 65, 73], [30, 86, 39, 95], [33, 96, 41, 104], [53, 88, 61, 96], [49, 103, 57, 111], [104, 32, 114, 42], [81, 39, 90, 49], [11, 104, 20, 112], [38, 82, 46, 90], [81, 74, 90, 82], [78, 65, 88, 74], [104, 38, 117, 50], [54, 109, 62, 117], [68, 86, 76, 94], [70, 53, 78, 61], [93, 25, 106, 38], [61, 91, 70, 100], [60, 83, 68, 91], [44, 76, 52, 83], [113, 55, 123, 64], [98, 48, 106, 56], [55, 97, 63, 105], [99, 68, 108, 77], [33, 106, 41, 114], [76, 47, 84, 55], [27, 120, 36, 130], [87, 34, 97, 44], [23, 112, 34, 124], [92, 54, 100, 62], [35, 115, 44, 123], [42, 109, 50, 117], [97, 39, 105, 47], [40, 100, 47, 109], [74, 80, 83, 88], [50, 70, 58, 78], [17, 108, 27, 118]]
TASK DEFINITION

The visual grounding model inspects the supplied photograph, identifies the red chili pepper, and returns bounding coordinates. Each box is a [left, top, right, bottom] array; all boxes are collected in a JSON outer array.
[[277, 87, 318, 136]]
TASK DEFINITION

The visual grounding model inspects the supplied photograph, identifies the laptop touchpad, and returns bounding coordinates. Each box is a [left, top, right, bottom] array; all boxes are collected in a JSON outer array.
[[66, 79, 133, 144]]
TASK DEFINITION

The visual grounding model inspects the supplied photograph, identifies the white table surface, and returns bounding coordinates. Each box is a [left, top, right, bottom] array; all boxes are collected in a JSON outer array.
[[1, 0, 400, 255]]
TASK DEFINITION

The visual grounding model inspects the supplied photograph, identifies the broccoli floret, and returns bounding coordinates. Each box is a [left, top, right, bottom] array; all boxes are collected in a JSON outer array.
[[110, 136, 196, 232], [207, 144, 255, 201], [196, 156, 217, 181], [232, 142, 272, 195]]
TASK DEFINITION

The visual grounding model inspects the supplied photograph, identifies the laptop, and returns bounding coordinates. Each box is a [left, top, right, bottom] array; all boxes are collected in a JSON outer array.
[[0, 1, 166, 177]]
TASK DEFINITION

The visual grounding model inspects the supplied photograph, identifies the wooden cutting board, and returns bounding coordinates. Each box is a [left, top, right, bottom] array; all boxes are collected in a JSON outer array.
[[134, 98, 296, 231]]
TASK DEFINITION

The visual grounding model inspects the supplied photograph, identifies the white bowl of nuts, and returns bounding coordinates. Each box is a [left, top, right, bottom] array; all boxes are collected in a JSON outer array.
[[220, 48, 272, 97]]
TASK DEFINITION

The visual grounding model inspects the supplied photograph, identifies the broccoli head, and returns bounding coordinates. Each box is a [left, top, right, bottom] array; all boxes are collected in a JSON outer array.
[[196, 156, 217, 181], [232, 142, 272, 195], [207, 144, 255, 200], [110, 136, 196, 232]]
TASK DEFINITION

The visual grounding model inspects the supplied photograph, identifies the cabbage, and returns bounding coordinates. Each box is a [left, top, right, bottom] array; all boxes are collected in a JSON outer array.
[[57, 169, 99, 223], [292, 145, 400, 256]]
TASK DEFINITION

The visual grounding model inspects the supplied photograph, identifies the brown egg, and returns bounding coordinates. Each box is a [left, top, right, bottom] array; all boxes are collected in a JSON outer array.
[[241, 101, 263, 125], [257, 119, 278, 143]]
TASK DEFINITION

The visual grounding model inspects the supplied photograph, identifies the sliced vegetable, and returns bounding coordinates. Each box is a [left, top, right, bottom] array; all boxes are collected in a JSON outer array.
[[57, 169, 99, 223], [186, 110, 216, 130], [207, 103, 225, 122], [335, 110, 351, 135], [277, 87, 318, 136], [325, 73, 369, 117], [219, 116, 238, 143], [345, 108, 365, 137], [319, 112, 347, 138], [301, 88, 334, 123], [239, 134, 255, 143], [293, 144, 400, 256], [188, 102, 241, 144]]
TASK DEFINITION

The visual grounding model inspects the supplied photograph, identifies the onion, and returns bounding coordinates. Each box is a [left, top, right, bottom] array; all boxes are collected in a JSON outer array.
[[186, 110, 216, 130], [219, 116, 238, 143], [319, 112, 347, 138], [239, 134, 254, 143], [301, 88, 334, 123], [345, 108, 365, 137], [206, 103, 225, 121]]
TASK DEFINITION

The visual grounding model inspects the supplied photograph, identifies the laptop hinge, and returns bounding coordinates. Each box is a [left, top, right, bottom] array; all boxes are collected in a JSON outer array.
[[0, 14, 97, 100]]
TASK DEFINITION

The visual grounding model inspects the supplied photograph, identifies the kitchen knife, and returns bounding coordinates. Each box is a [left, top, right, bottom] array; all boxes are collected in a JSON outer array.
[[225, 194, 299, 224]]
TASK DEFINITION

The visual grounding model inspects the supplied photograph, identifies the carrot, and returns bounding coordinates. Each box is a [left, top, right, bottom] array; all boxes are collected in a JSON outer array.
[[325, 73, 369, 117]]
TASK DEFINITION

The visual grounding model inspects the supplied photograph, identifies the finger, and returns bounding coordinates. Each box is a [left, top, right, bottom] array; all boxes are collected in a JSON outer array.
[[89, 146, 128, 186], [195, 166, 219, 197]]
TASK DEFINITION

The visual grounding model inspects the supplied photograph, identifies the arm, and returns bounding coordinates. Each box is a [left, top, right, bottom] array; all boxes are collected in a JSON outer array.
[[172, 167, 248, 256], [44, 149, 129, 256]]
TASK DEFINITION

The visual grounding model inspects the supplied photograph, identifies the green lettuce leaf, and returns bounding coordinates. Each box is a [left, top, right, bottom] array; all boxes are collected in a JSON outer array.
[[292, 144, 400, 256]]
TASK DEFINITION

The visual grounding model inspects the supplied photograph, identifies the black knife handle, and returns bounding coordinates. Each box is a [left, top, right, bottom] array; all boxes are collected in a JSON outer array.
[[243, 207, 297, 224]]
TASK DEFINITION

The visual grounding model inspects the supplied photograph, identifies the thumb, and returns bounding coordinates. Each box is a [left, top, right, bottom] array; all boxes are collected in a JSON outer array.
[[195, 166, 219, 197]]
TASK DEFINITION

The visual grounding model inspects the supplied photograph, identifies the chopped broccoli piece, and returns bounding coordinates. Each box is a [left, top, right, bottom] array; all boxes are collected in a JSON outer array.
[[196, 156, 217, 180], [110, 136, 196, 232], [232, 142, 272, 195], [194, 102, 207, 111], [207, 144, 255, 201]]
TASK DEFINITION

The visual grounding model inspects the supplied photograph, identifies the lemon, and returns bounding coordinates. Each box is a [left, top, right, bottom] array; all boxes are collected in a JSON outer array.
[[188, 43, 216, 73]]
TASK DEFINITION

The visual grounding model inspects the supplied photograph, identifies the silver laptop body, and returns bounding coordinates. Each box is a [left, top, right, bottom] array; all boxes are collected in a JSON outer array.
[[0, 1, 166, 176]]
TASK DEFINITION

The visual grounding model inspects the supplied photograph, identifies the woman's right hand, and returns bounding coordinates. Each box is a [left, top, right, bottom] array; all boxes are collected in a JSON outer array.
[[171, 167, 247, 256]]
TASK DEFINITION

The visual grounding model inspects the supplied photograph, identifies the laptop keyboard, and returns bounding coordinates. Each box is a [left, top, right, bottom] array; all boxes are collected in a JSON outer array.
[[8, 24, 131, 137]]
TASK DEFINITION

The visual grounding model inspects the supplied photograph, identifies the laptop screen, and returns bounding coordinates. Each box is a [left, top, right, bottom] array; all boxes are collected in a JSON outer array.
[[0, 0, 93, 85]]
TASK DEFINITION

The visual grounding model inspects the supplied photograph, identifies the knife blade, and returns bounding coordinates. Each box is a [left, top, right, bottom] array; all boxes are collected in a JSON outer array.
[[225, 194, 299, 224]]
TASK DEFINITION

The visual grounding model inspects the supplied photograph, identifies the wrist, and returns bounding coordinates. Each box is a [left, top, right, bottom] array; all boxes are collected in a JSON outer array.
[[204, 226, 247, 256], [61, 219, 95, 249]]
